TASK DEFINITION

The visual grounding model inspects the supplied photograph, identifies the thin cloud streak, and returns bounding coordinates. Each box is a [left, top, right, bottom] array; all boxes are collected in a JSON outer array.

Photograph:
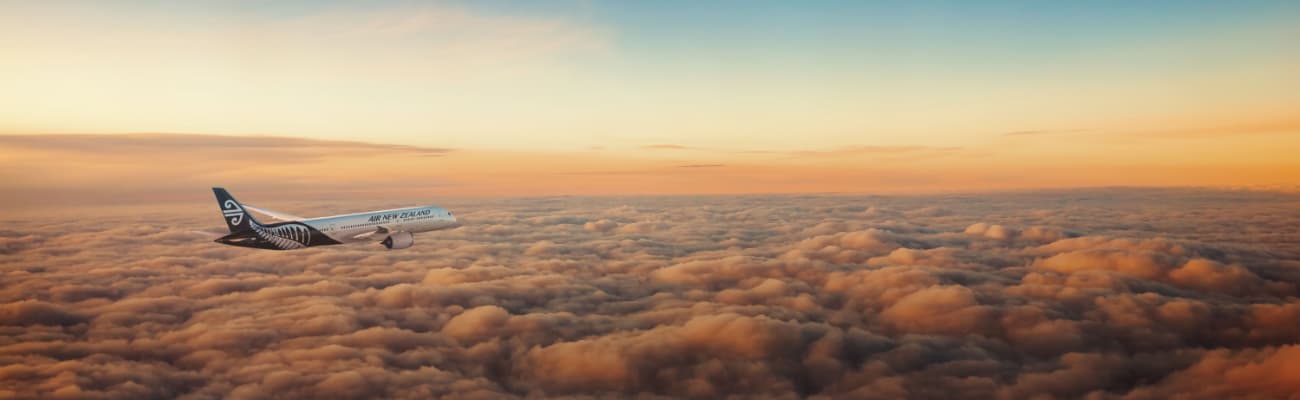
[[789, 145, 964, 158], [641, 144, 694, 150], [1002, 129, 1091, 137], [0, 133, 455, 156]]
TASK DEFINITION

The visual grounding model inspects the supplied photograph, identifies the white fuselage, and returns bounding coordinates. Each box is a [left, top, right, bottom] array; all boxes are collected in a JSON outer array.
[[303, 205, 458, 243], [212, 187, 457, 250]]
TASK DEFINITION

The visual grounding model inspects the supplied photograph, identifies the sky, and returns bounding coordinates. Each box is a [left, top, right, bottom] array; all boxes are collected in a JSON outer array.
[[2, 1, 1299, 198], [4, 3, 1300, 397]]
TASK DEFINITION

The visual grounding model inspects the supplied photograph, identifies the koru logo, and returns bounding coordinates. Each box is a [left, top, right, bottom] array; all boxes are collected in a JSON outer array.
[[223, 199, 245, 225]]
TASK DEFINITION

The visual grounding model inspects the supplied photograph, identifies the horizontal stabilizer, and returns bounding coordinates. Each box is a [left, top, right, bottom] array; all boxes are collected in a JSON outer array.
[[243, 204, 305, 222], [188, 228, 230, 239]]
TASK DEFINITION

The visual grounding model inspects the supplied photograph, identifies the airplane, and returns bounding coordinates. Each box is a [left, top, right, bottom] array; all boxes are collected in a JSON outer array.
[[211, 187, 457, 250]]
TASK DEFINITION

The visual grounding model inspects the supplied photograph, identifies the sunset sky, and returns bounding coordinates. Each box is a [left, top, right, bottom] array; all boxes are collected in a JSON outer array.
[[6, 3, 1300, 398], [2, 1, 1299, 200]]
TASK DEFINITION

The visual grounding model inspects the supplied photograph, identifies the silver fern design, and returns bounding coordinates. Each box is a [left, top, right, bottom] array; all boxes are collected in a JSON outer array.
[[252, 223, 312, 249], [222, 199, 245, 226]]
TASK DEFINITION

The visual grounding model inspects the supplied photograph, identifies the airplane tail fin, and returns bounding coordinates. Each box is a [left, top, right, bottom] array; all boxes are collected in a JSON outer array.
[[213, 187, 260, 233]]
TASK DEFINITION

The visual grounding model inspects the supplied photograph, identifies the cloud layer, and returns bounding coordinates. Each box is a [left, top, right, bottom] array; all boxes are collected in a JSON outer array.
[[2, 188, 1299, 399]]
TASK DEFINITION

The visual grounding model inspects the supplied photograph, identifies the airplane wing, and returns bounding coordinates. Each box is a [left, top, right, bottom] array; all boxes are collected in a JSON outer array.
[[243, 204, 305, 222], [352, 226, 391, 240]]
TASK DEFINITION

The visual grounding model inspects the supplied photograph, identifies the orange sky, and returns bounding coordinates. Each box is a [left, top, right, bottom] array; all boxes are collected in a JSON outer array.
[[1, 2, 1299, 202], [1, 133, 1297, 211]]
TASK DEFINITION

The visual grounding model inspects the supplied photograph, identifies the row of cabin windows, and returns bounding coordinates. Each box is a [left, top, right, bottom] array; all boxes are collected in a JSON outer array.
[[338, 212, 447, 230]]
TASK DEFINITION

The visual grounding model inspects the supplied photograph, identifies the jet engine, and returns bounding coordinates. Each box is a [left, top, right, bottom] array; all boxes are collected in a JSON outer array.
[[381, 231, 414, 250]]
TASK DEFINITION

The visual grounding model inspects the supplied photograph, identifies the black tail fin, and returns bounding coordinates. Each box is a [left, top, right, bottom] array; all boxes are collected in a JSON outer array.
[[213, 187, 259, 233]]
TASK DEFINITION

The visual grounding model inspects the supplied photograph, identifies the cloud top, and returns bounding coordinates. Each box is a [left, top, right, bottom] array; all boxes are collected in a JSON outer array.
[[1, 188, 1299, 398]]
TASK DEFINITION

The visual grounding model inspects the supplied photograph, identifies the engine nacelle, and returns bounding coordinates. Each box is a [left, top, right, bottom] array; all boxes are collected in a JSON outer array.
[[381, 231, 414, 250]]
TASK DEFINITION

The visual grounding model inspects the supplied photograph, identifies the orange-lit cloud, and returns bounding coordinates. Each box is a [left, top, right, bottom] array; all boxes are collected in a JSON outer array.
[[2, 189, 1300, 398]]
